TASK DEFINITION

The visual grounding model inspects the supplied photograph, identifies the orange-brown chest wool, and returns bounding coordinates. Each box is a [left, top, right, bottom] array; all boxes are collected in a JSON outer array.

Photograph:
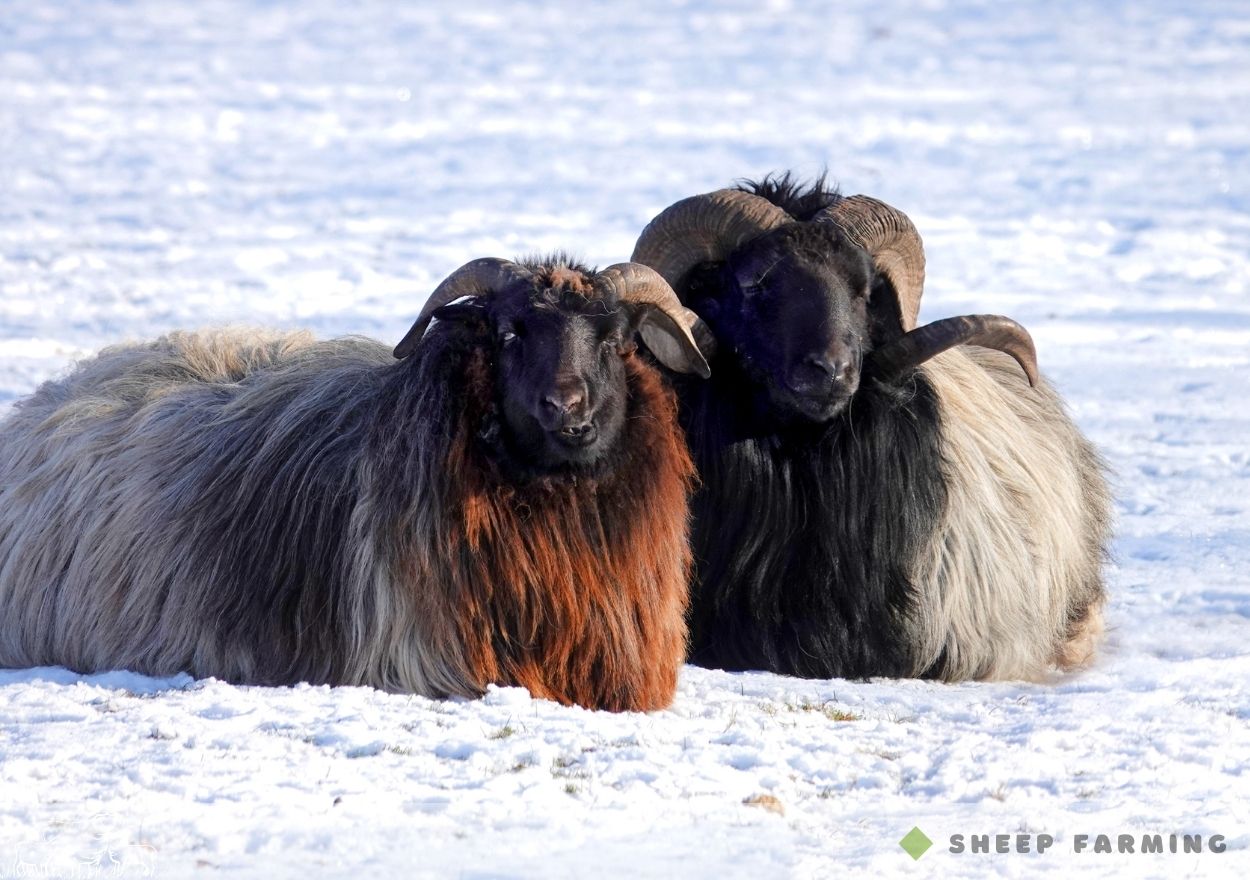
[[426, 352, 693, 712]]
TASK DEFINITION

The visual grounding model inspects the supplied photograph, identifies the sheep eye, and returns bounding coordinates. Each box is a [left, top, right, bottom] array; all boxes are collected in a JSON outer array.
[[499, 330, 518, 345]]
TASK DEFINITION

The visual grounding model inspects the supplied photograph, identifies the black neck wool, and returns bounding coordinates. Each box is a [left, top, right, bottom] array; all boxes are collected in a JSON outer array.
[[676, 358, 949, 679]]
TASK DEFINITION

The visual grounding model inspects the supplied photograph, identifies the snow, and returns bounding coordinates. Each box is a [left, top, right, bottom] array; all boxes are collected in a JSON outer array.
[[1, 0, 1248, 876]]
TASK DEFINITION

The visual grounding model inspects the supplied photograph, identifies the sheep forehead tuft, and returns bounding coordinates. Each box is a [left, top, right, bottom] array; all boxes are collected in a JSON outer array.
[[502, 255, 610, 308], [543, 265, 594, 295], [735, 224, 871, 291], [758, 221, 843, 256], [511, 271, 623, 317]]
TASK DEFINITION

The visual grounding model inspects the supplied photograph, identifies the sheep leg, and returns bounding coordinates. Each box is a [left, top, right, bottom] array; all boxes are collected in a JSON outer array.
[[1055, 599, 1105, 670]]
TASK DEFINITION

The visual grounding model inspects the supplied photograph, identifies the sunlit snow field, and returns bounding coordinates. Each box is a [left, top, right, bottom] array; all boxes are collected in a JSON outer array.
[[1, 1, 1248, 877]]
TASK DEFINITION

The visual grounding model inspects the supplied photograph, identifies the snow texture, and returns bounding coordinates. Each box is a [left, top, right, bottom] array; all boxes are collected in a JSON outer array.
[[1, 0, 1248, 877]]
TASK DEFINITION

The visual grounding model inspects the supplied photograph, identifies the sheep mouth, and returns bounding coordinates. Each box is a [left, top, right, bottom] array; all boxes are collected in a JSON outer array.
[[552, 424, 599, 449], [769, 383, 855, 424], [737, 354, 855, 424], [537, 422, 612, 468], [791, 394, 851, 423]]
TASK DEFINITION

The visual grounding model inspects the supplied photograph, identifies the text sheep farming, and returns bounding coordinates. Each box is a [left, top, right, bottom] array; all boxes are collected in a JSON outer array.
[[632, 174, 1113, 682], [0, 257, 710, 711]]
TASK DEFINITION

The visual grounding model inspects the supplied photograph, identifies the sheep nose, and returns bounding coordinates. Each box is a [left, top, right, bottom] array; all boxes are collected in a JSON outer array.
[[791, 354, 852, 392], [542, 388, 586, 417], [541, 381, 592, 434], [809, 353, 852, 381], [542, 387, 595, 444]]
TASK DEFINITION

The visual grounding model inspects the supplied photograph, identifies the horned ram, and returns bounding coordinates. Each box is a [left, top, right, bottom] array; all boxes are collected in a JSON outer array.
[[0, 257, 708, 711], [632, 175, 1113, 682]]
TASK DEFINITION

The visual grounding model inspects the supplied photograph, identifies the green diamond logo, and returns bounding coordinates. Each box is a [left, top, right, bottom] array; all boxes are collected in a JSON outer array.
[[899, 826, 933, 861]]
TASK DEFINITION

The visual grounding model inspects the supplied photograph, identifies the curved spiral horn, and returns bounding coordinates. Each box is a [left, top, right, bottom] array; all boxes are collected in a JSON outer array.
[[394, 258, 531, 359], [595, 263, 711, 378], [630, 190, 790, 291], [813, 195, 926, 334], [868, 314, 1039, 387]]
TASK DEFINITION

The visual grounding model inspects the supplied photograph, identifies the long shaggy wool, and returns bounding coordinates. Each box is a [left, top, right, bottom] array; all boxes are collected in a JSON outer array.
[[909, 347, 1111, 681], [680, 347, 1111, 682], [0, 325, 694, 711]]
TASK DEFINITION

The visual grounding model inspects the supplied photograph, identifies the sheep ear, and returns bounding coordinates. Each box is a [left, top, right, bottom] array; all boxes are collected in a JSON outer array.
[[633, 305, 713, 378], [394, 297, 485, 359]]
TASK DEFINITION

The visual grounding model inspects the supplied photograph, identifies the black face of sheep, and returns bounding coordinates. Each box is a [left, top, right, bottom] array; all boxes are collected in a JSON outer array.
[[686, 223, 874, 423], [636, 186, 1039, 430], [394, 259, 710, 475]]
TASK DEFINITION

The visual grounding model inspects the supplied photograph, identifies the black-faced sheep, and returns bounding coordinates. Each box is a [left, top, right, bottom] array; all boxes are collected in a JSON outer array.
[[0, 257, 708, 711], [631, 175, 1113, 682]]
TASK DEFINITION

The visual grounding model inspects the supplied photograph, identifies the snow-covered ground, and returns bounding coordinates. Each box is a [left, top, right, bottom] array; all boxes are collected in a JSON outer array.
[[2, 0, 1248, 876]]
